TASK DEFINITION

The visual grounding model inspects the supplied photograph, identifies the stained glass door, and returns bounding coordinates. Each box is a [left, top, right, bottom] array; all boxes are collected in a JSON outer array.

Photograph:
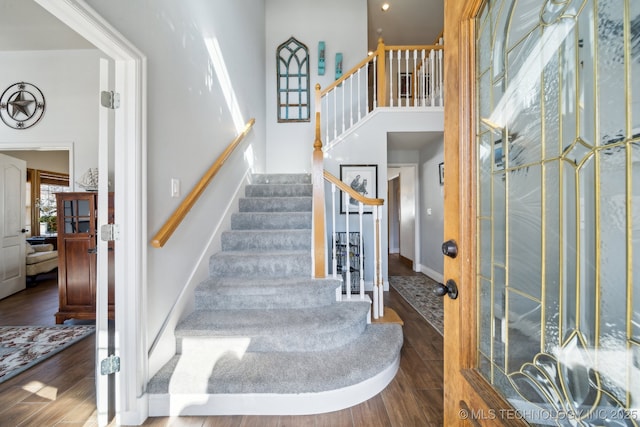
[[472, 0, 640, 424]]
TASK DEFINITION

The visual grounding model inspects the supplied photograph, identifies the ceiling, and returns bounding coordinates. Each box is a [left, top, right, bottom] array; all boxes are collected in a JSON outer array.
[[1, 0, 444, 52], [367, 0, 444, 52], [0, 0, 94, 50], [0, 0, 444, 151]]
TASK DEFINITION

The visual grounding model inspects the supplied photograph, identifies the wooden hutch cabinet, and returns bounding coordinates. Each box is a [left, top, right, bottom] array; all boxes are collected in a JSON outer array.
[[55, 192, 114, 323]]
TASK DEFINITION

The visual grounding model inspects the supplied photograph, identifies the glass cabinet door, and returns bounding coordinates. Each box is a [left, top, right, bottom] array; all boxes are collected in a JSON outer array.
[[61, 195, 95, 235]]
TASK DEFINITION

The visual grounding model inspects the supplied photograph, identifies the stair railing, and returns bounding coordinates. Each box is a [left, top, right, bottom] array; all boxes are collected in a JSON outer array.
[[312, 115, 386, 319], [150, 118, 255, 248], [323, 170, 386, 319], [316, 37, 444, 149]]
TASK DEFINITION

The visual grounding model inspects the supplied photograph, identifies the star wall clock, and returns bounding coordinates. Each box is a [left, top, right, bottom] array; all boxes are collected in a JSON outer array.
[[0, 82, 46, 129]]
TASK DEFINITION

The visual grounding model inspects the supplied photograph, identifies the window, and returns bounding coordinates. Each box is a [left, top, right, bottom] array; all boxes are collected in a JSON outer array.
[[277, 37, 310, 122], [27, 169, 70, 236]]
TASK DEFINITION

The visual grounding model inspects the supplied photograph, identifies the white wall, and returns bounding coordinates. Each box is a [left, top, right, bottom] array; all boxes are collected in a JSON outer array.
[[265, 0, 368, 173], [419, 137, 444, 281], [85, 0, 267, 360], [0, 49, 102, 189], [0, 150, 69, 174], [387, 161, 417, 267], [324, 108, 444, 284]]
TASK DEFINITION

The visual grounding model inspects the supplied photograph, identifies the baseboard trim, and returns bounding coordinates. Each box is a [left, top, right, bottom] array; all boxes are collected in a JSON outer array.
[[418, 264, 444, 283], [399, 254, 413, 268], [147, 353, 400, 416]]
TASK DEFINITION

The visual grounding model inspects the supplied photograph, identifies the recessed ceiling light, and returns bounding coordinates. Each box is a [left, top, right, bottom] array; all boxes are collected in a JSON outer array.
[[381, 3, 390, 12]]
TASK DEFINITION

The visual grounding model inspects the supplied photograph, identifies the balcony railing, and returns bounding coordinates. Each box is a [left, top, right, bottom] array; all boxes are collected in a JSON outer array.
[[315, 37, 444, 149]]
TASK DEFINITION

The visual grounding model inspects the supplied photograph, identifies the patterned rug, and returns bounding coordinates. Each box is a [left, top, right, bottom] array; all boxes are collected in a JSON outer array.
[[0, 325, 95, 384], [389, 275, 444, 335]]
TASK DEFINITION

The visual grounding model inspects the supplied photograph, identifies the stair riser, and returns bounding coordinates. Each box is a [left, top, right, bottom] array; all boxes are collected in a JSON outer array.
[[239, 197, 311, 213], [209, 253, 311, 278], [221, 231, 310, 251], [176, 305, 368, 354], [251, 174, 311, 185], [245, 184, 312, 198], [231, 213, 311, 230], [176, 324, 367, 353]]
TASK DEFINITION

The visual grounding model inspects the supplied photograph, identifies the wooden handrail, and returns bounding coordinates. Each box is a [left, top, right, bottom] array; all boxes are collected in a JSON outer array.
[[319, 54, 377, 98], [151, 118, 256, 248], [384, 44, 444, 52], [318, 40, 443, 100], [323, 170, 384, 206], [433, 30, 444, 44]]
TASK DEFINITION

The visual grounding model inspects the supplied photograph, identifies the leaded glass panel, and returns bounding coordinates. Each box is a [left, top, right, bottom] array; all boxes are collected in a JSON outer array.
[[475, 0, 640, 423]]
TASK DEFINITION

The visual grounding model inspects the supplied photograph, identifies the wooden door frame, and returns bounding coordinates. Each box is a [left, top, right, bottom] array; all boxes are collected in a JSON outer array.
[[443, 0, 527, 425]]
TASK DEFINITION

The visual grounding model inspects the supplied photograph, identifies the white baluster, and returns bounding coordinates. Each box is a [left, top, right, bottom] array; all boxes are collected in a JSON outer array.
[[389, 50, 394, 107], [396, 49, 401, 106], [372, 205, 379, 319], [324, 95, 329, 143], [349, 75, 354, 127], [438, 48, 443, 106], [331, 183, 337, 279], [420, 49, 428, 107], [342, 81, 346, 133], [430, 49, 435, 106], [333, 90, 337, 139], [377, 205, 384, 317], [358, 202, 364, 299], [373, 56, 378, 109], [344, 191, 350, 299], [404, 49, 409, 107], [357, 67, 362, 121], [412, 49, 417, 107]]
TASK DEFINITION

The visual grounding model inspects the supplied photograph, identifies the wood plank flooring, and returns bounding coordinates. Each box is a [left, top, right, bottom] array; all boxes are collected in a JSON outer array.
[[0, 258, 444, 426]]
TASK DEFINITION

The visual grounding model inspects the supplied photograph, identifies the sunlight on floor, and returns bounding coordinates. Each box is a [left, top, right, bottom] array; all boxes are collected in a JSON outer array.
[[22, 380, 58, 401]]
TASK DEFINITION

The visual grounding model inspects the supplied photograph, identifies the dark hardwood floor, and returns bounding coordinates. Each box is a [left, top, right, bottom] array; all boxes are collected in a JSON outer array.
[[0, 257, 443, 426]]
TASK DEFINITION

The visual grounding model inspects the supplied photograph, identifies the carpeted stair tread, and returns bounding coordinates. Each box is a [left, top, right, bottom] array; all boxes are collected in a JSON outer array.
[[148, 324, 403, 395], [251, 173, 311, 185], [175, 302, 371, 352], [194, 277, 340, 309], [239, 197, 311, 213], [209, 250, 311, 278], [231, 212, 312, 230], [148, 173, 404, 415], [221, 229, 311, 251], [245, 184, 312, 198]]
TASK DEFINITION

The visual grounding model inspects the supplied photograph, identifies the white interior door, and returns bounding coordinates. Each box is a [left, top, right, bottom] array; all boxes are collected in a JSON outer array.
[[0, 153, 26, 300]]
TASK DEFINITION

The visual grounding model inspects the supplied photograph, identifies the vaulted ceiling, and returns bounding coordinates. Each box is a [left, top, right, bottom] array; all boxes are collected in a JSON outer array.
[[0, 0, 444, 52]]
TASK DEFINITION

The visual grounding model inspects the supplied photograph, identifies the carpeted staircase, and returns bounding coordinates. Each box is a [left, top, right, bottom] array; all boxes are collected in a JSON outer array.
[[147, 174, 403, 416]]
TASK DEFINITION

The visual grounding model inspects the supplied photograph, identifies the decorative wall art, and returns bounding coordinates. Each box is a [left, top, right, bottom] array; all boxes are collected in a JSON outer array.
[[318, 41, 326, 75], [0, 82, 46, 129], [335, 52, 343, 80], [340, 164, 378, 214], [276, 37, 310, 122]]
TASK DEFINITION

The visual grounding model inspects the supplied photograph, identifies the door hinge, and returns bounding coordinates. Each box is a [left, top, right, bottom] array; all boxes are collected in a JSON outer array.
[[100, 90, 120, 109], [100, 224, 119, 242], [100, 354, 120, 375]]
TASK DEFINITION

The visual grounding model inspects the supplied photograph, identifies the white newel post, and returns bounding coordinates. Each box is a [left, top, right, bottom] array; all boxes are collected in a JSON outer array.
[[358, 202, 364, 299]]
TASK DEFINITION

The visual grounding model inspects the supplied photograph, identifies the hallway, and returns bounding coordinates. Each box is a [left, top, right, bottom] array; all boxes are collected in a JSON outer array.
[[0, 259, 444, 426]]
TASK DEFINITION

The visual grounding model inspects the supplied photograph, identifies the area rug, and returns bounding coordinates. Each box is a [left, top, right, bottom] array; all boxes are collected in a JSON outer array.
[[389, 275, 444, 335], [0, 325, 95, 384]]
